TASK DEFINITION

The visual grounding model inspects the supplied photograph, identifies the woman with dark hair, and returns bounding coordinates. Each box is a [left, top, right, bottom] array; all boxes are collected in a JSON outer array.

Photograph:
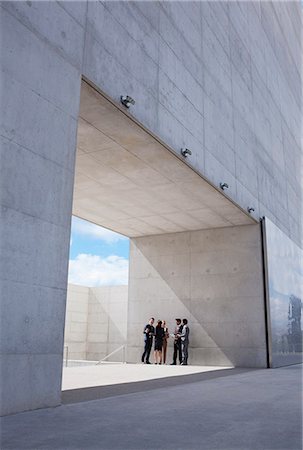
[[154, 320, 165, 364], [162, 320, 169, 364]]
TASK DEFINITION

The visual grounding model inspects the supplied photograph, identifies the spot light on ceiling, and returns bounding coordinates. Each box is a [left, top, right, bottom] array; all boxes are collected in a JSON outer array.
[[180, 148, 192, 158], [220, 182, 229, 190], [120, 95, 135, 108]]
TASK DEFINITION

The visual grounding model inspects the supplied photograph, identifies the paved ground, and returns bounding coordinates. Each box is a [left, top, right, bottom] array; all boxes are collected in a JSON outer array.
[[62, 363, 232, 390], [1, 364, 302, 450]]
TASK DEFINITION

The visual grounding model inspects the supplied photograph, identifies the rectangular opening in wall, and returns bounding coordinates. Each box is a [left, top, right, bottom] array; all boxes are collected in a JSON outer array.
[[61, 79, 265, 402], [65, 216, 129, 362]]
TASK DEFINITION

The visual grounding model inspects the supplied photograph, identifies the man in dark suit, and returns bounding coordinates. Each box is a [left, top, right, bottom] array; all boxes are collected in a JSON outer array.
[[141, 317, 155, 364], [180, 318, 190, 365], [171, 318, 183, 365]]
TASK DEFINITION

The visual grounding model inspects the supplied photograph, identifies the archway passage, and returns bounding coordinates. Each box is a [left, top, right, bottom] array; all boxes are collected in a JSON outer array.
[[67, 80, 267, 377]]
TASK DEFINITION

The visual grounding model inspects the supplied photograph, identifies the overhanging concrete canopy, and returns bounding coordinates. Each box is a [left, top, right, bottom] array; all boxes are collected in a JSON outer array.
[[73, 81, 254, 237]]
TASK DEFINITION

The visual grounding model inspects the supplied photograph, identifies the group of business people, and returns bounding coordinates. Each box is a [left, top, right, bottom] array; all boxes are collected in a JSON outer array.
[[141, 318, 190, 366]]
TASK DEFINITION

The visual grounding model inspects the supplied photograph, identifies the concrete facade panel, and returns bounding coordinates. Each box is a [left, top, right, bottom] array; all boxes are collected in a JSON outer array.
[[1, 280, 66, 356], [0, 7, 81, 117], [57, 1, 88, 27], [0, 354, 62, 416], [1, 1, 85, 69], [1, 71, 78, 170], [0, 3, 82, 415], [0, 138, 74, 228], [1, 207, 71, 289], [64, 285, 128, 363]]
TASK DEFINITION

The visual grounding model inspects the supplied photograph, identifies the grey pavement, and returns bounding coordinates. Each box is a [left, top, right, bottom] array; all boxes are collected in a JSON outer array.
[[1, 364, 302, 450]]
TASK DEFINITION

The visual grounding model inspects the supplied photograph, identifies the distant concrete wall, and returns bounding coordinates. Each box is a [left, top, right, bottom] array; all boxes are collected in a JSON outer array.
[[64, 285, 89, 360], [128, 225, 267, 367], [86, 286, 128, 361], [64, 285, 128, 362]]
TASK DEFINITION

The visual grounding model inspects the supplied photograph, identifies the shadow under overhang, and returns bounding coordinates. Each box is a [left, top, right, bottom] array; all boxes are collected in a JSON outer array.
[[73, 80, 255, 237]]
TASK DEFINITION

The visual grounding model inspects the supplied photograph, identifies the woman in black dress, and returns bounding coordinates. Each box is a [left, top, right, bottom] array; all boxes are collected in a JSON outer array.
[[154, 320, 165, 364], [162, 320, 169, 364]]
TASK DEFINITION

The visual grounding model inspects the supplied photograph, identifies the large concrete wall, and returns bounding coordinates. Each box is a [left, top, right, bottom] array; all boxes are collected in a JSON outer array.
[[64, 284, 128, 362], [64, 285, 90, 360], [86, 285, 128, 361], [0, 3, 84, 415], [1, 1, 301, 414], [128, 225, 267, 367]]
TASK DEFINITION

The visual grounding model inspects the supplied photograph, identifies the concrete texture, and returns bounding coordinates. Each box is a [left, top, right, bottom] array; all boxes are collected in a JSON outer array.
[[62, 363, 231, 391], [64, 285, 90, 360], [64, 284, 128, 362], [128, 224, 267, 367], [1, 364, 302, 450], [1, 0, 302, 416], [82, 1, 302, 248], [61, 367, 245, 406], [74, 81, 254, 236], [0, 1, 83, 415], [87, 285, 128, 361]]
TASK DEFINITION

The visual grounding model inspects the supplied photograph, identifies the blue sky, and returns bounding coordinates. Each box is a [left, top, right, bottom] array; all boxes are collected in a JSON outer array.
[[68, 216, 129, 287]]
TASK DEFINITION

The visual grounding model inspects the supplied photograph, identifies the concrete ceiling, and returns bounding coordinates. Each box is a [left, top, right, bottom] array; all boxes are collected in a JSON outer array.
[[73, 81, 254, 237]]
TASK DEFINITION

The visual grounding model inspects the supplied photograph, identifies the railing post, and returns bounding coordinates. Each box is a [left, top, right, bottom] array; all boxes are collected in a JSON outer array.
[[64, 345, 69, 367]]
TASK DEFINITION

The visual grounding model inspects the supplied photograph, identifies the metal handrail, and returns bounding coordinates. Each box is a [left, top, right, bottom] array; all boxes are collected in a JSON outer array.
[[64, 345, 69, 367], [96, 344, 126, 365]]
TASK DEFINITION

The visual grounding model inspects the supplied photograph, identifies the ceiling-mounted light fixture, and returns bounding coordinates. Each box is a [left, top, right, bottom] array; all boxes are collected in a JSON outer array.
[[247, 207, 255, 214], [181, 148, 192, 157], [220, 182, 229, 190], [120, 95, 135, 108]]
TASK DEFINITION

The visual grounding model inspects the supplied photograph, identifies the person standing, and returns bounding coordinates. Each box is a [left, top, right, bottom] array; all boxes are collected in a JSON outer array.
[[171, 318, 183, 365], [154, 320, 165, 364], [162, 320, 169, 364], [141, 318, 154, 364], [180, 318, 190, 365]]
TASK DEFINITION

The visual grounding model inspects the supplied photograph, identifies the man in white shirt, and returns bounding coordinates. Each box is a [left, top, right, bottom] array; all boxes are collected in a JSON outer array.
[[179, 318, 190, 365]]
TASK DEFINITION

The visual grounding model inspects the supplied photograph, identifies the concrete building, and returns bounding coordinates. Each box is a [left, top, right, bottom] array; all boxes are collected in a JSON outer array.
[[1, 1, 302, 416]]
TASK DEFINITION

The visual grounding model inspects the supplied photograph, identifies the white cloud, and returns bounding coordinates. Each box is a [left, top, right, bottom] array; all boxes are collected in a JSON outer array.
[[68, 254, 129, 287], [72, 217, 127, 244]]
